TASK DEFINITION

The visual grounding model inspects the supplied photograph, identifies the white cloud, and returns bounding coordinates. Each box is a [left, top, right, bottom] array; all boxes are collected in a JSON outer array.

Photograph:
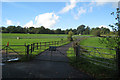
[[59, 0, 77, 14], [34, 12, 59, 28], [99, 25, 109, 28], [89, 6, 93, 12], [90, 0, 119, 6], [6, 19, 21, 26], [24, 12, 59, 28], [74, 7, 86, 20], [24, 20, 34, 28], [6, 20, 13, 25], [98, 25, 112, 30]]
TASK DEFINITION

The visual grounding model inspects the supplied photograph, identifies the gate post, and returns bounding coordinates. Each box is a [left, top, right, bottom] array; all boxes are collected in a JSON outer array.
[[31, 44, 33, 53], [55, 41, 56, 46], [45, 42, 46, 48], [5, 46, 8, 62], [37, 43, 38, 50], [26, 45, 30, 59], [33, 43, 35, 51], [116, 47, 120, 77], [73, 42, 80, 62]]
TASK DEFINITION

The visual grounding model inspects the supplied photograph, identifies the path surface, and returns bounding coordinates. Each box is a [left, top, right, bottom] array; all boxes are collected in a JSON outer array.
[[2, 40, 93, 79]]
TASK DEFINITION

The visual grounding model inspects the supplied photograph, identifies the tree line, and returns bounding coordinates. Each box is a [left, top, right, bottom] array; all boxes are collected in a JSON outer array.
[[1, 25, 111, 36]]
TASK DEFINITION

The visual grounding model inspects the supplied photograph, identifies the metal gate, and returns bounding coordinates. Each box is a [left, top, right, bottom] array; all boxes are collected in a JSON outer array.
[[34, 45, 71, 62]]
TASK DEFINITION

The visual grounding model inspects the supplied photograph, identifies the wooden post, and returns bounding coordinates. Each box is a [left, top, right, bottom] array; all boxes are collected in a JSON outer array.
[[31, 44, 33, 53], [45, 42, 46, 48], [33, 43, 35, 51], [26, 45, 30, 59], [74, 45, 80, 61], [5, 46, 8, 61], [37, 43, 38, 50], [116, 48, 120, 77], [55, 41, 56, 46], [24, 43, 26, 54]]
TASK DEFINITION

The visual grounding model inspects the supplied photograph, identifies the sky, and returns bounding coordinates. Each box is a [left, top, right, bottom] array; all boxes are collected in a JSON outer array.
[[1, 0, 120, 30]]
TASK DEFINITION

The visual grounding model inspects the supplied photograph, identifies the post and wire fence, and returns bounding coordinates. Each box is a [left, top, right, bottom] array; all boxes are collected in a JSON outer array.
[[1, 39, 69, 62]]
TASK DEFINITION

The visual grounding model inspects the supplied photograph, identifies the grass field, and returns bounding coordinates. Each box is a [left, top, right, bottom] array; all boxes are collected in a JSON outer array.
[[2, 33, 70, 57], [67, 37, 117, 78], [2, 33, 68, 45]]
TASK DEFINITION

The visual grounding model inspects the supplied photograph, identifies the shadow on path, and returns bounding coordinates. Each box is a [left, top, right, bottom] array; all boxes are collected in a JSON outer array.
[[2, 40, 93, 79]]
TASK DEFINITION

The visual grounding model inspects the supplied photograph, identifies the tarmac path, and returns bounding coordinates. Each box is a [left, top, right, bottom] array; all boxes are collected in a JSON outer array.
[[2, 40, 93, 79]]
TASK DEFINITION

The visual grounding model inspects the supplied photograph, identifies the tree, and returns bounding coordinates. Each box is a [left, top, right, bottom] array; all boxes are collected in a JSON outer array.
[[7, 26, 16, 33], [67, 31, 73, 41], [55, 28, 62, 34], [16, 26, 23, 33], [73, 29, 77, 35], [84, 26, 90, 35], [2, 27, 8, 33], [77, 25, 85, 35], [101, 8, 120, 49]]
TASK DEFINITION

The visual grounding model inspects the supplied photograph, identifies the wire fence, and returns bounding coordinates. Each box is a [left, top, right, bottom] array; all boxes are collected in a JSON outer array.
[[1, 39, 69, 62]]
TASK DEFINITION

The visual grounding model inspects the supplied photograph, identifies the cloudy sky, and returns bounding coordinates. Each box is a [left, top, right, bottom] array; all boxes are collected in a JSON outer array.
[[1, 0, 120, 30]]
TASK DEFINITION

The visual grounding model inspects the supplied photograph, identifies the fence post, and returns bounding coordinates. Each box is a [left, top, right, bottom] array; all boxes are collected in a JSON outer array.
[[24, 43, 26, 54], [31, 44, 33, 53], [116, 48, 120, 77], [37, 43, 38, 50], [45, 42, 46, 48], [26, 45, 30, 59], [33, 43, 35, 51], [55, 41, 56, 46], [5, 46, 8, 61], [73, 43, 80, 61]]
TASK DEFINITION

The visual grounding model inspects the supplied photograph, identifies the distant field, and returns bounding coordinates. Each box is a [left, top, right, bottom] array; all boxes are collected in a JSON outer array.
[[79, 37, 116, 56], [2, 33, 67, 39], [80, 37, 106, 48], [2, 33, 70, 55], [2, 33, 68, 45]]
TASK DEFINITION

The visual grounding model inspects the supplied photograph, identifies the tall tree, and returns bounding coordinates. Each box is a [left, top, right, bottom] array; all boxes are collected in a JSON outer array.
[[77, 25, 85, 35], [84, 26, 90, 35]]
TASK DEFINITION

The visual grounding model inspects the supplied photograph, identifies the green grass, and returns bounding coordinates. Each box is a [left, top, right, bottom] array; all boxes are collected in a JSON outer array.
[[2, 33, 68, 45], [66, 37, 117, 79], [80, 37, 105, 48], [2, 33, 67, 39], [2, 33, 70, 60], [79, 37, 116, 58]]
